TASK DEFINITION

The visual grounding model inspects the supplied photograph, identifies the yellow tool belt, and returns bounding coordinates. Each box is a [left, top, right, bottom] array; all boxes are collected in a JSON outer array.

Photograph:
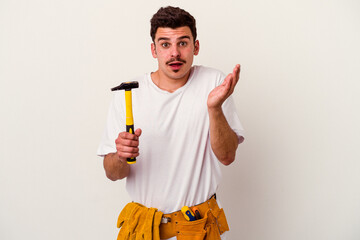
[[116, 195, 229, 240]]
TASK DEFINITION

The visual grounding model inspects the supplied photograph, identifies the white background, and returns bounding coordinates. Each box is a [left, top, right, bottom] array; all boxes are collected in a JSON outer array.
[[1, 0, 359, 239]]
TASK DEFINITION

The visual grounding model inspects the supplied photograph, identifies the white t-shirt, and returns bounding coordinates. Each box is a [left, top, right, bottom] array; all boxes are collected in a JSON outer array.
[[97, 65, 244, 215]]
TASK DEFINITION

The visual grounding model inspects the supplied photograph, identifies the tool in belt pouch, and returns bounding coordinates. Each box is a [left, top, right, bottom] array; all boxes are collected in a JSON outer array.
[[161, 196, 229, 240], [116, 196, 229, 240]]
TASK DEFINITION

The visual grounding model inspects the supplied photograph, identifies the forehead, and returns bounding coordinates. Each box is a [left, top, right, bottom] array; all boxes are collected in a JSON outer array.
[[155, 26, 193, 41]]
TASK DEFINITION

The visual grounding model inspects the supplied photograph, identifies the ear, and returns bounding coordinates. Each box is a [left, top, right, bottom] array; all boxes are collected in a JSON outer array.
[[151, 43, 157, 58], [194, 40, 200, 56]]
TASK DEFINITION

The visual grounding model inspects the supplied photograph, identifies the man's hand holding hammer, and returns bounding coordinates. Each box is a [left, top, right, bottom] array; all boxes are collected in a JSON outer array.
[[103, 81, 140, 180], [115, 128, 142, 160], [103, 129, 142, 181]]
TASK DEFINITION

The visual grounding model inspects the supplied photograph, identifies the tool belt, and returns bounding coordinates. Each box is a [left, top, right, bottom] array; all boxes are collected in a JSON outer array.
[[116, 195, 229, 240]]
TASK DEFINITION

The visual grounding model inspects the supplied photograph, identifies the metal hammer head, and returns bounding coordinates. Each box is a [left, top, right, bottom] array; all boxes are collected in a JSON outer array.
[[111, 81, 139, 91]]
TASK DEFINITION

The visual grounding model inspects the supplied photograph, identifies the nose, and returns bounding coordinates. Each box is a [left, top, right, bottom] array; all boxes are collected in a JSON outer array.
[[170, 45, 180, 58]]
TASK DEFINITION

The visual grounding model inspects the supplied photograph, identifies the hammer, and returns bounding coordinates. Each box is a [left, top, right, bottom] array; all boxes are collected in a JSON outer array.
[[111, 81, 139, 164]]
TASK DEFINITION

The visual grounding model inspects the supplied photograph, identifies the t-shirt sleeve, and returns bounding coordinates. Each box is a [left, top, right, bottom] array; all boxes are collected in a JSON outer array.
[[97, 92, 126, 157]]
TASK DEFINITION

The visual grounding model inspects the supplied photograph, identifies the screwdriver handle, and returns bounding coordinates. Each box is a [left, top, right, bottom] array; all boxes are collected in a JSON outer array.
[[191, 207, 201, 220], [181, 206, 196, 221]]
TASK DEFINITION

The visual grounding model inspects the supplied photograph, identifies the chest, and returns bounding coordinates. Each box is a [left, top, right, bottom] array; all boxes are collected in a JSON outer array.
[[132, 86, 210, 139]]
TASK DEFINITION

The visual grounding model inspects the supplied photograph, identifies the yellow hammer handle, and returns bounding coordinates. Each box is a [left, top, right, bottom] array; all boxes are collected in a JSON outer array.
[[125, 90, 134, 126], [125, 90, 136, 164]]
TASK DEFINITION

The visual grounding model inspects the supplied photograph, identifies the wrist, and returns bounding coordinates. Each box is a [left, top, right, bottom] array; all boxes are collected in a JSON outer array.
[[207, 106, 223, 115], [115, 153, 128, 165]]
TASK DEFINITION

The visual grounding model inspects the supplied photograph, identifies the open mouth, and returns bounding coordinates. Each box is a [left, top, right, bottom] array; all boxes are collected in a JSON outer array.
[[168, 61, 185, 71]]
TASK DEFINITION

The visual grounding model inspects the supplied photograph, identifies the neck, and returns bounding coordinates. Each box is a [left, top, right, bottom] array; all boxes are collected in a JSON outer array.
[[151, 70, 191, 93]]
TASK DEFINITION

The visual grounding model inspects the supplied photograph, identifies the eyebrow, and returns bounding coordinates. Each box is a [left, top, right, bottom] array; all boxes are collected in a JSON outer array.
[[157, 36, 191, 42]]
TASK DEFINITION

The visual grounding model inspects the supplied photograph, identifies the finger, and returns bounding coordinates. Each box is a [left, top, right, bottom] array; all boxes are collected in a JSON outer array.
[[229, 64, 240, 92], [117, 151, 140, 159], [227, 70, 237, 94], [223, 73, 232, 86], [116, 135, 139, 146], [118, 138, 139, 148], [235, 64, 241, 83], [135, 128, 142, 137], [222, 74, 232, 95], [116, 145, 139, 154], [233, 64, 240, 82], [119, 132, 139, 141]]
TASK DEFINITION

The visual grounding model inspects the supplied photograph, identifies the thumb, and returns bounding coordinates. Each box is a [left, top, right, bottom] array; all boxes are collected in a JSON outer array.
[[135, 128, 142, 137]]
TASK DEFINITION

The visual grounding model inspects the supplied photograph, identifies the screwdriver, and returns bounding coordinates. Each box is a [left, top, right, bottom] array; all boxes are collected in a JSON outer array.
[[181, 206, 196, 221], [191, 207, 201, 220]]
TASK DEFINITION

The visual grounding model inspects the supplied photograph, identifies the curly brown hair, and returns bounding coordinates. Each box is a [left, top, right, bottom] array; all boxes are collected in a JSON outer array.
[[150, 6, 197, 42]]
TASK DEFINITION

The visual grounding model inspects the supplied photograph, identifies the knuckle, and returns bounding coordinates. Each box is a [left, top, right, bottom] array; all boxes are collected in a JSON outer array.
[[117, 152, 125, 158], [133, 147, 139, 153], [125, 139, 134, 146], [116, 147, 124, 154]]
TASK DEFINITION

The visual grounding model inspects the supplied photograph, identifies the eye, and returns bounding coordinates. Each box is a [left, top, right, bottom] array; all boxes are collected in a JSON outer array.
[[179, 41, 187, 47], [161, 42, 170, 48]]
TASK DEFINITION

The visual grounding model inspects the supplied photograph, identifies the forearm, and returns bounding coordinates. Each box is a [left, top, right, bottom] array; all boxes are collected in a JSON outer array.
[[208, 107, 239, 165], [103, 153, 130, 181]]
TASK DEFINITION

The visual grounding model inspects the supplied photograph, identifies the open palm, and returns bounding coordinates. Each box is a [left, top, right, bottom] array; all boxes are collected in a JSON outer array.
[[207, 64, 241, 109]]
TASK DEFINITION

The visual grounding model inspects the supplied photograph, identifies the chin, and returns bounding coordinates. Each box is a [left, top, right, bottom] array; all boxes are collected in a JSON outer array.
[[172, 67, 191, 78], [170, 71, 188, 80]]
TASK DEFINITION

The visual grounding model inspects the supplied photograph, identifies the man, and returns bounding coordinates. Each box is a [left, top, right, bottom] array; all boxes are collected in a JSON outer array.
[[98, 6, 244, 240]]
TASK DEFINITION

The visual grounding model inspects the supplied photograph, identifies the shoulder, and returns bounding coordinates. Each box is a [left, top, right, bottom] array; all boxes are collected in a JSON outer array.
[[130, 73, 149, 86], [192, 65, 226, 85], [193, 65, 224, 75]]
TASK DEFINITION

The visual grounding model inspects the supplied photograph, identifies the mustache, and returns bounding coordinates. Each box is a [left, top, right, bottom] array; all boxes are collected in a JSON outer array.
[[166, 58, 187, 65]]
